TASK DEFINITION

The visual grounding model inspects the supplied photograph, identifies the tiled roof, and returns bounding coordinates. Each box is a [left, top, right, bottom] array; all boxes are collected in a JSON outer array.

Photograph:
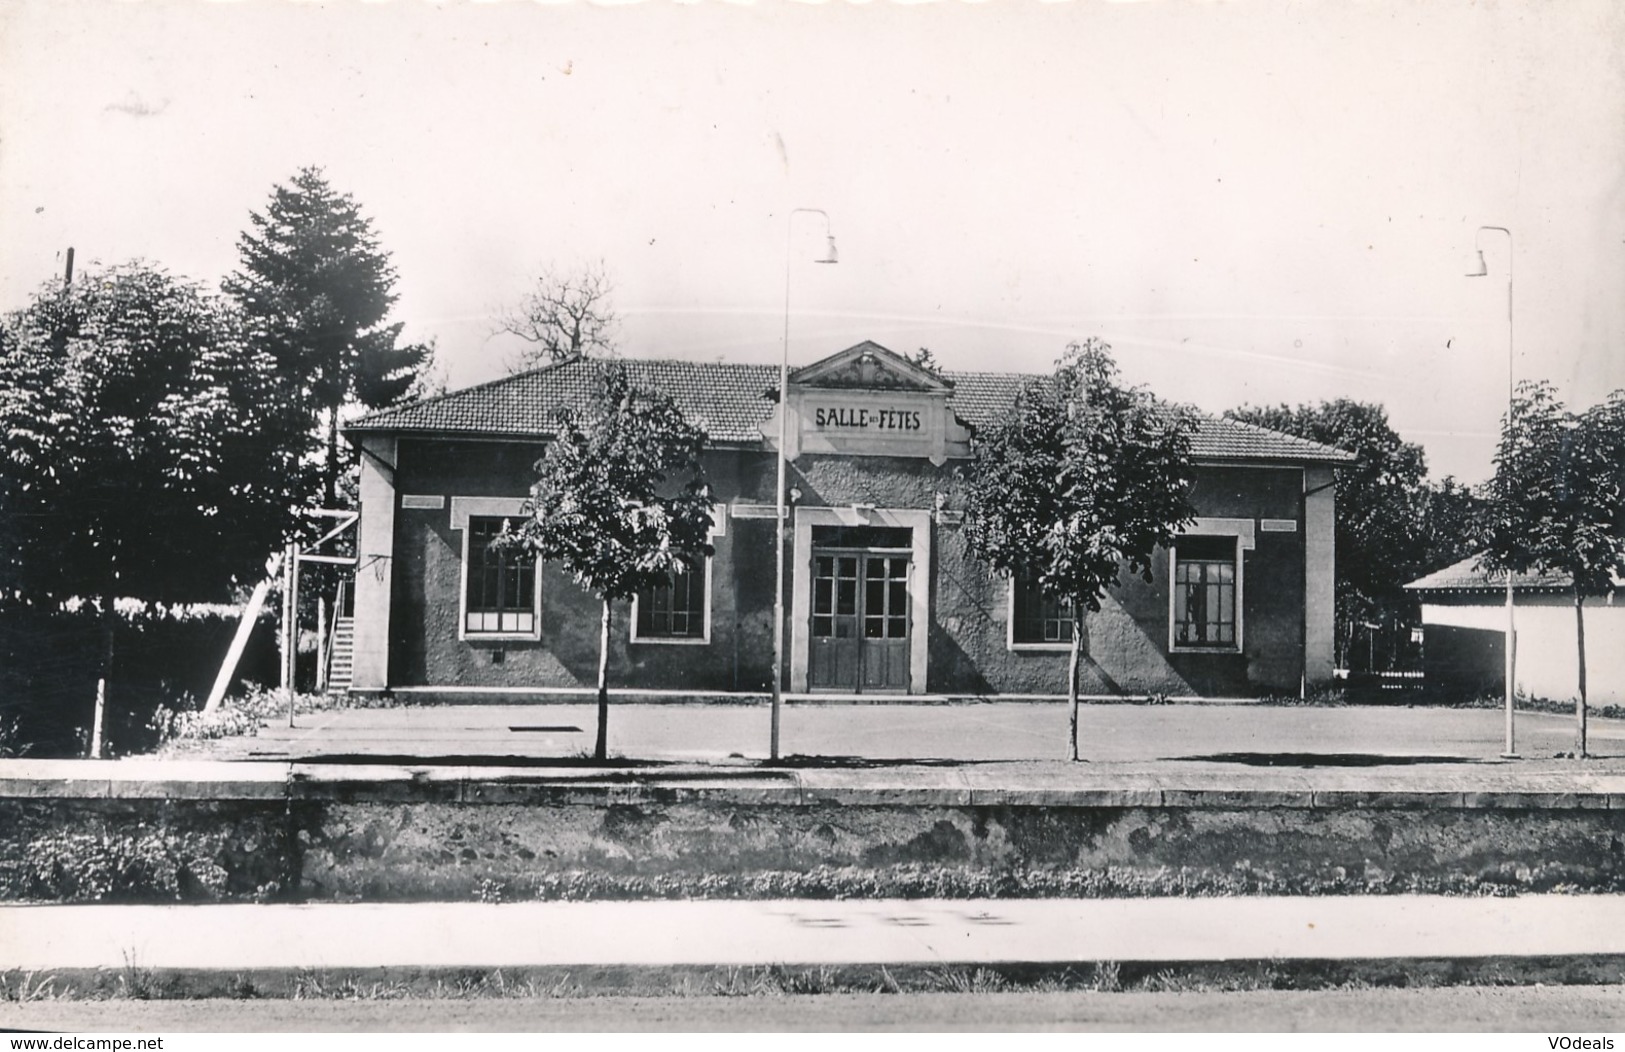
[[349, 357, 778, 444], [946, 371, 1353, 464], [1404, 553, 1609, 593], [350, 355, 1354, 465]]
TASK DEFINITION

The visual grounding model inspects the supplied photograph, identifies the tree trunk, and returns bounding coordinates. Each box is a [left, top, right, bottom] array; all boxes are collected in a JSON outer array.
[[89, 593, 116, 760], [594, 599, 611, 761], [1575, 587, 1589, 758], [324, 405, 339, 511], [1067, 618, 1082, 763]]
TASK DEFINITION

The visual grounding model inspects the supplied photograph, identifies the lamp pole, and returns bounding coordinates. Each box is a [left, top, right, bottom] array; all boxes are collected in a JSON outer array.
[[772, 208, 837, 762], [1467, 224, 1517, 759]]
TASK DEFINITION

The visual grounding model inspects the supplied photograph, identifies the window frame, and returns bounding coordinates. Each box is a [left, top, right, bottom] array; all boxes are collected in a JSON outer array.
[[457, 513, 542, 642], [1006, 571, 1079, 652], [629, 553, 714, 646], [1167, 533, 1244, 654]]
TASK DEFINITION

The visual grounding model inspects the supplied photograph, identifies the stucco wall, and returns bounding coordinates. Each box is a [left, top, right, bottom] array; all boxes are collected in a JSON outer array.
[[1422, 596, 1625, 705], [380, 440, 1317, 697], [931, 464, 1306, 697], [391, 441, 772, 692]]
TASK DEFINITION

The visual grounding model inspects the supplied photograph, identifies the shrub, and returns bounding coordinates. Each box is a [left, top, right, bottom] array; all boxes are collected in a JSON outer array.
[[0, 603, 278, 757], [24, 829, 229, 902], [150, 684, 340, 751]]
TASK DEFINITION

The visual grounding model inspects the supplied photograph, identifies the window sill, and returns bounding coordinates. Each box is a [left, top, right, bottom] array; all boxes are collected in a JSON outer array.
[[461, 631, 542, 643], [1169, 645, 1242, 655], [1008, 642, 1075, 653], [629, 635, 711, 646]]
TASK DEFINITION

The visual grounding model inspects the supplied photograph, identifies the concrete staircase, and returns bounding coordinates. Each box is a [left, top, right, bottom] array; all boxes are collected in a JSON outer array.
[[325, 616, 354, 695]]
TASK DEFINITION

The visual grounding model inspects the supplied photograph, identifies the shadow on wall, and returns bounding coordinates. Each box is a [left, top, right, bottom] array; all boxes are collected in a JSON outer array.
[[927, 627, 995, 696], [1422, 624, 1504, 700], [1072, 592, 1200, 697]]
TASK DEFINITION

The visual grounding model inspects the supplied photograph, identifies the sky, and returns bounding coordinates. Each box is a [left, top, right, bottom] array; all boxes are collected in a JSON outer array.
[[2, 0, 1622, 484]]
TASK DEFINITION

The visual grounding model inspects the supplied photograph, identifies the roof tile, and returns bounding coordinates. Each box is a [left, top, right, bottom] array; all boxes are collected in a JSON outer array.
[[1405, 553, 1617, 593], [350, 356, 1354, 465]]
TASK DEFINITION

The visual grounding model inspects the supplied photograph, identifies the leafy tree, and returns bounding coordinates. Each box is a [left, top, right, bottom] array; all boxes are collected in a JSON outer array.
[[1226, 399, 1429, 668], [505, 362, 713, 759], [224, 166, 431, 510], [494, 261, 618, 374], [1483, 382, 1625, 756], [1420, 476, 1493, 574], [0, 264, 304, 755], [963, 339, 1197, 761]]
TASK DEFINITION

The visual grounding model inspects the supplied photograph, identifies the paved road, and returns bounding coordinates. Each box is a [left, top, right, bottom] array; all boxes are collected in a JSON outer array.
[[192, 701, 1623, 765], [7, 896, 1625, 971], [6, 987, 1625, 1032]]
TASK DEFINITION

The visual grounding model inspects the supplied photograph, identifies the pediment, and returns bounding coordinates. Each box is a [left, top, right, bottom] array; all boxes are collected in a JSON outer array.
[[789, 341, 954, 393]]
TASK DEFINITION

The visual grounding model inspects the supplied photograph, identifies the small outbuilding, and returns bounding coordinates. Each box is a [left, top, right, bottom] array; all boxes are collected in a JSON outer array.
[[1405, 555, 1625, 705]]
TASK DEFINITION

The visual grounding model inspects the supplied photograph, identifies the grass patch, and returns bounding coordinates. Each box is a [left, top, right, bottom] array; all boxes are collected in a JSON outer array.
[[922, 967, 1008, 994], [115, 952, 169, 1001], [0, 971, 73, 1003], [14, 957, 1625, 1001]]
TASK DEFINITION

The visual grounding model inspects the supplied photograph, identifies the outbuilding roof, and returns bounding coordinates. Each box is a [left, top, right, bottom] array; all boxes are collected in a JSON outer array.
[[1404, 553, 1619, 595], [349, 352, 1355, 465]]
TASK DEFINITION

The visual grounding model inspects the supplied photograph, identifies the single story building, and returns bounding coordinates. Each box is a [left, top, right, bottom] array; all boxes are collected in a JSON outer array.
[[1405, 555, 1625, 705], [342, 341, 1351, 701]]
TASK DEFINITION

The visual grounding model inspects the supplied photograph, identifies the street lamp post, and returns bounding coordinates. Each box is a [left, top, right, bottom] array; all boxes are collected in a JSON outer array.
[[771, 208, 838, 762], [1466, 224, 1517, 759]]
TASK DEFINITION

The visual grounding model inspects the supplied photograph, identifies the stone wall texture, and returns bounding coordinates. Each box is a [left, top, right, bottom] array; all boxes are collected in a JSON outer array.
[[6, 797, 1622, 904]]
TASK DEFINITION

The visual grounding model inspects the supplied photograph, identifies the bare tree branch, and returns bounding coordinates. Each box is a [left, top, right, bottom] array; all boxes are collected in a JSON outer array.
[[493, 261, 619, 373]]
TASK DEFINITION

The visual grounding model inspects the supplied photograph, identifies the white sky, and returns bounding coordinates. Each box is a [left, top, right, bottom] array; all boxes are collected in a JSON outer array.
[[3, 0, 1622, 484]]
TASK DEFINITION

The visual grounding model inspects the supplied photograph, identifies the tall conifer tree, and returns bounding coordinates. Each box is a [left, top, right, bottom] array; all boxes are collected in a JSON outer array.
[[225, 167, 431, 509]]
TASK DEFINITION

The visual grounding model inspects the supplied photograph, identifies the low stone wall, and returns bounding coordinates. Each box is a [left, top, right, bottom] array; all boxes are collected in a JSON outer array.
[[6, 793, 1625, 904]]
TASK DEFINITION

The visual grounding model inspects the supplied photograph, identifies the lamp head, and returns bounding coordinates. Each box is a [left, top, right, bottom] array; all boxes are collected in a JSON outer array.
[[1465, 249, 1489, 278], [818, 234, 839, 265]]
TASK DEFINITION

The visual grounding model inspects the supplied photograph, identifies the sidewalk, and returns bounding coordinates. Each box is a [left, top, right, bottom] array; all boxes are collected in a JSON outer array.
[[0, 699, 1597, 810], [10, 750, 1625, 809], [5, 895, 1625, 971], [171, 700, 1625, 766]]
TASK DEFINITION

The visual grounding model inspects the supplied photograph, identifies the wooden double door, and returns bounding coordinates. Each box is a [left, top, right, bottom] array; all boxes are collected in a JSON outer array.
[[807, 548, 911, 692]]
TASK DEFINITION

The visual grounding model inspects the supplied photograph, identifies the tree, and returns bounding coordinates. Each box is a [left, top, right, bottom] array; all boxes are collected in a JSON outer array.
[[907, 347, 943, 377], [962, 339, 1197, 761], [0, 264, 304, 756], [1420, 476, 1493, 574], [505, 362, 713, 759], [1226, 399, 1430, 668], [1483, 382, 1625, 756], [224, 167, 431, 511], [494, 261, 618, 374]]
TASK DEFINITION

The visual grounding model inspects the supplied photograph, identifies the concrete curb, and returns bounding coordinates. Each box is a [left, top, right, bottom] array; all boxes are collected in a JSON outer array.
[[8, 757, 1625, 810]]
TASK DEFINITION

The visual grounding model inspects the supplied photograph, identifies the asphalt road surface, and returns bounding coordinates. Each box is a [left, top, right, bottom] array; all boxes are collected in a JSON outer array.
[[6, 986, 1625, 1032]]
